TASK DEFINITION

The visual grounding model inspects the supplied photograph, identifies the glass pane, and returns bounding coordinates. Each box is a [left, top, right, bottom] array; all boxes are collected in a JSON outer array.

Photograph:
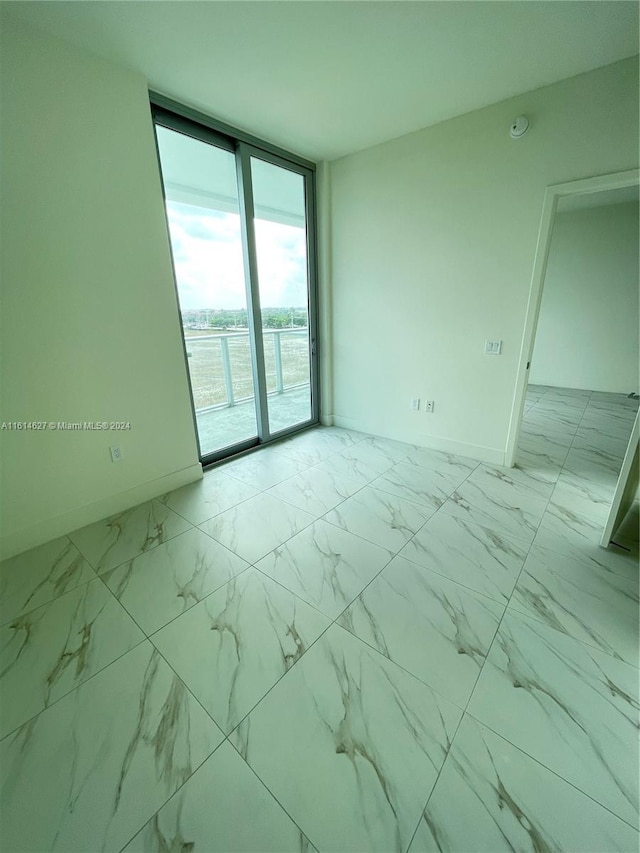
[[156, 126, 258, 456], [251, 157, 312, 433]]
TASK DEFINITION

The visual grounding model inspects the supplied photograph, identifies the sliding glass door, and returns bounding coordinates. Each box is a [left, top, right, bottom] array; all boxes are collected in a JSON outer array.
[[155, 125, 258, 458], [153, 107, 318, 464], [251, 157, 313, 432]]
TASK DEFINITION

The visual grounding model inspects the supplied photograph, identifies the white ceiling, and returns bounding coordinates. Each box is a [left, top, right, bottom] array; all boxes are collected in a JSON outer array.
[[3, 1, 639, 162]]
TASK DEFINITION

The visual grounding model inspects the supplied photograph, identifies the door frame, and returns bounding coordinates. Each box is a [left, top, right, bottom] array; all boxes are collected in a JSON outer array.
[[237, 143, 320, 445], [150, 100, 320, 465], [504, 168, 640, 468]]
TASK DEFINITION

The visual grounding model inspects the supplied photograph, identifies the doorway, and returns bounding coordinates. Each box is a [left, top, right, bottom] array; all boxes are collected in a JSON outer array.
[[153, 106, 319, 465], [506, 169, 639, 548], [506, 169, 640, 467]]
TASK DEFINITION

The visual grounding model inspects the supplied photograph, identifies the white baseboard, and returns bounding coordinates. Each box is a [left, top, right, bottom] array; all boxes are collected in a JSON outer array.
[[332, 415, 506, 466], [0, 463, 203, 561]]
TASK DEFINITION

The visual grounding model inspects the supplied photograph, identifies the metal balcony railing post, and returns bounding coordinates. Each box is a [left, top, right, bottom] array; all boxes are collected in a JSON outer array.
[[188, 327, 309, 414], [273, 330, 284, 394], [219, 336, 235, 407]]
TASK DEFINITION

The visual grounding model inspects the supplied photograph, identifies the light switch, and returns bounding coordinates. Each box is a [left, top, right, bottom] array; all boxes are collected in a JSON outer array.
[[485, 340, 502, 355]]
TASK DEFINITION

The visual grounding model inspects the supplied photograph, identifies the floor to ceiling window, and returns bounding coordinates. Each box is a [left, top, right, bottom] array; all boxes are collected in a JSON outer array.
[[152, 103, 318, 464]]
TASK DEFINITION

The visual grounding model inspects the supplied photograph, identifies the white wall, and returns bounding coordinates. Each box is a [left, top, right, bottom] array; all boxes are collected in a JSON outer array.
[[0, 18, 202, 558], [328, 57, 639, 462], [529, 202, 639, 392]]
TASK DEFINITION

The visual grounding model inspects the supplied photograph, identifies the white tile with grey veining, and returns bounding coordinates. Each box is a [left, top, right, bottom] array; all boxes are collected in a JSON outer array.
[[441, 479, 545, 546], [221, 448, 309, 490], [564, 449, 622, 491], [578, 418, 635, 446], [536, 394, 587, 411], [316, 426, 367, 445], [103, 528, 250, 635], [121, 741, 317, 853], [552, 468, 616, 508], [587, 403, 638, 422], [0, 537, 96, 627], [516, 432, 571, 469], [517, 428, 573, 462], [159, 471, 258, 525], [199, 493, 314, 564], [315, 440, 402, 485], [0, 641, 223, 853], [268, 467, 362, 516], [466, 462, 554, 503], [339, 556, 503, 706], [255, 519, 392, 619], [581, 404, 636, 430], [274, 427, 363, 466], [527, 384, 550, 394], [513, 452, 564, 485], [528, 403, 586, 426], [590, 391, 638, 407], [0, 578, 144, 738], [535, 492, 609, 554], [585, 403, 636, 421], [399, 512, 528, 604], [518, 421, 575, 445], [324, 485, 433, 552], [563, 445, 627, 488], [515, 432, 572, 483], [572, 427, 629, 460], [543, 387, 591, 403], [69, 500, 192, 574], [510, 547, 639, 666], [404, 447, 478, 482], [151, 568, 329, 733], [522, 407, 581, 433], [372, 462, 460, 512], [409, 714, 639, 853], [270, 440, 330, 469], [532, 532, 639, 578], [358, 434, 415, 462], [467, 610, 639, 827], [230, 624, 461, 853]]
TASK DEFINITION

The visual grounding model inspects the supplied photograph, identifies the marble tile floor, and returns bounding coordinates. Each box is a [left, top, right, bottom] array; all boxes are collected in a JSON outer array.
[[1, 385, 638, 852]]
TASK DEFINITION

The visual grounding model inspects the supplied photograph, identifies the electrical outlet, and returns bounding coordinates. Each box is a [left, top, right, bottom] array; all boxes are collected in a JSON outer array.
[[110, 445, 123, 463], [411, 397, 420, 411], [425, 400, 435, 413]]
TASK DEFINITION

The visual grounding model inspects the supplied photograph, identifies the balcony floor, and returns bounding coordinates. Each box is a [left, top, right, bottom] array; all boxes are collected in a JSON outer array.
[[195, 386, 312, 455]]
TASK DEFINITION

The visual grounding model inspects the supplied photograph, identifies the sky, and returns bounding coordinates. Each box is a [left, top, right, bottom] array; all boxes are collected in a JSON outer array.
[[167, 201, 308, 310]]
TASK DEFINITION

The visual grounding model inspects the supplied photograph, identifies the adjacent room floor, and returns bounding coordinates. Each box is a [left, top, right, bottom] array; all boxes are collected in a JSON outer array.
[[1, 386, 638, 852]]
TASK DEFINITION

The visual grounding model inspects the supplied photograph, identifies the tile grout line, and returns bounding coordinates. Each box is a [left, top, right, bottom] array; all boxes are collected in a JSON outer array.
[[3, 413, 637, 850], [0, 551, 101, 631], [2, 431, 415, 756], [402, 385, 640, 848], [461, 704, 640, 834], [107, 432, 414, 850], [402, 474, 549, 849]]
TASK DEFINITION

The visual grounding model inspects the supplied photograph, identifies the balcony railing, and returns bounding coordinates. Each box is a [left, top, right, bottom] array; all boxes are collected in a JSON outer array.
[[185, 328, 309, 414]]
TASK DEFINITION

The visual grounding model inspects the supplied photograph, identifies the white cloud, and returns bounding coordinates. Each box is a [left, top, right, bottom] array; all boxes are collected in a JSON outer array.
[[167, 202, 307, 310]]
